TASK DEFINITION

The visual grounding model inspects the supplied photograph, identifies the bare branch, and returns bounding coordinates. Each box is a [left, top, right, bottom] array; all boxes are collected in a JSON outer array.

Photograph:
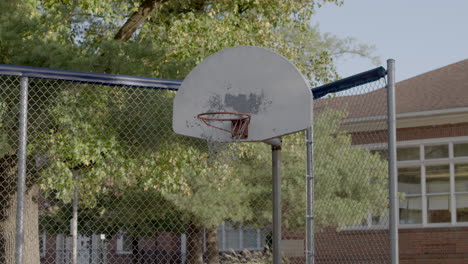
[[114, 0, 168, 42]]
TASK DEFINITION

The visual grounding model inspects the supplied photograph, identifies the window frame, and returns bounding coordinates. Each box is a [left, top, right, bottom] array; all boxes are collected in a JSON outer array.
[[396, 136, 468, 228], [217, 222, 265, 252], [357, 136, 468, 229]]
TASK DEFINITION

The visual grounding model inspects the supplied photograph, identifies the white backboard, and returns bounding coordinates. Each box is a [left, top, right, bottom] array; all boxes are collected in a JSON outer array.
[[173, 46, 312, 142]]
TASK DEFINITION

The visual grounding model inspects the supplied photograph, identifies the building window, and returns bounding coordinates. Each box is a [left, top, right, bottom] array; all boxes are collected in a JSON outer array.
[[426, 164, 450, 223], [455, 143, 468, 157], [398, 166, 422, 224], [397, 138, 468, 226], [217, 223, 265, 251], [116, 231, 133, 254], [455, 163, 468, 221], [397, 146, 419, 161]]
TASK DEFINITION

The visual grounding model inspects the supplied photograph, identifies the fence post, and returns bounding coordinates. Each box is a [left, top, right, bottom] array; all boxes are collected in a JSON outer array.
[[387, 59, 399, 264], [15, 76, 29, 264], [71, 171, 79, 264], [306, 126, 314, 264], [272, 139, 282, 264]]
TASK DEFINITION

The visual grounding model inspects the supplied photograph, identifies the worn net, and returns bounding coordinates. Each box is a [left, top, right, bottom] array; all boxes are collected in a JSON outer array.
[[312, 77, 390, 263], [0, 71, 312, 264]]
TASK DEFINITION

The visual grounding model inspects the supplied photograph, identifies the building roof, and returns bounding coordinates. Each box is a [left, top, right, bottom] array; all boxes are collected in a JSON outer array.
[[315, 59, 468, 119]]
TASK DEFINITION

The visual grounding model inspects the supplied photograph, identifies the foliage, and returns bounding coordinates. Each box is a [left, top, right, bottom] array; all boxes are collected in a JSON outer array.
[[0, 103, 11, 157], [208, 107, 388, 231], [282, 108, 388, 230], [158, 143, 255, 228], [40, 187, 184, 236], [34, 86, 187, 233], [223, 247, 291, 264], [0, 0, 384, 248], [36, 87, 124, 205], [0, 0, 378, 83]]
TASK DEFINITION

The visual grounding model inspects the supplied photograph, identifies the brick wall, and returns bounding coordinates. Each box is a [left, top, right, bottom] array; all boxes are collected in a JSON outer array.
[[400, 227, 468, 264], [314, 228, 389, 264], [40, 235, 56, 264], [287, 227, 468, 264]]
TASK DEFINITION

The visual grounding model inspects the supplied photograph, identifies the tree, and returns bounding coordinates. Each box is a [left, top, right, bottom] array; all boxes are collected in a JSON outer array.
[[0, 0, 382, 263], [155, 107, 388, 263], [282, 108, 388, 230], [221, 107, 388, 231]]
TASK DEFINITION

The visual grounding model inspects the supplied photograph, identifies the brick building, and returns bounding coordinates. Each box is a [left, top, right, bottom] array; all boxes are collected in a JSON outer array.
[[314, 59, 468, 263]]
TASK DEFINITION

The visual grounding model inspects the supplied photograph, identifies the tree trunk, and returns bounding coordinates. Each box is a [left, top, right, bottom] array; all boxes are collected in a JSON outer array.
[[187, 221, 203, 264], [0, 185, 40, 264], [205, 227, 219, 264], [114, 0, 168, 42], [0, 154, 40, 264]]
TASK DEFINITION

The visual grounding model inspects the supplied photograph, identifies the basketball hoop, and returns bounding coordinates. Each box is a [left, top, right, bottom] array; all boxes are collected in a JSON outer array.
[[197, 112, 251, 140]]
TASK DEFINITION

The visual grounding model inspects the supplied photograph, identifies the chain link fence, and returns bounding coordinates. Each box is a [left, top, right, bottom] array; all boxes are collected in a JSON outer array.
[[312, 73, 393, 263], [0, 66, 307, 264], [0, 64, 395, 264]]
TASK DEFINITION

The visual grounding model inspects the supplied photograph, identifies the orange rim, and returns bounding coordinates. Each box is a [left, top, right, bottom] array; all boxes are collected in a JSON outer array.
[[197, 112, 250, 136]]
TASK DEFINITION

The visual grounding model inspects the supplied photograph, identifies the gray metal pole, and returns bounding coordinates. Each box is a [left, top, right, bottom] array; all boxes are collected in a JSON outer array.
[[387, 59, 399, 264], [15, 77, 29, 264], [272, 138, 282, 264], [71, 171, 79, 264], [305, 127, 314, 264]]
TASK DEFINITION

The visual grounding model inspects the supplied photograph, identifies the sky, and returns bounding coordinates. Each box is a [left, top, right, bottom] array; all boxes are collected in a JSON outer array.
[[311, 0, 468, 82]]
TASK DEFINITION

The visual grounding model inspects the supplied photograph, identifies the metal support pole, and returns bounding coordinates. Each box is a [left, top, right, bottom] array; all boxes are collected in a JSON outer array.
[[272, 138, 282, 264], [305, 127, 314, 264], [387, 59, 399, 264], [15, 77, 29, 264], [71, 171, 79, 264]]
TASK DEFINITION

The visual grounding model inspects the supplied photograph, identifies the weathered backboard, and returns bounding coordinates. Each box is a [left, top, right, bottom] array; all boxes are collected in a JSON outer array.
[[173, 46, 312, 142]]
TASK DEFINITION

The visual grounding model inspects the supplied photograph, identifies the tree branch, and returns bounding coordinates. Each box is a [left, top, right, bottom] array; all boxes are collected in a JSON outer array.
[[114, 0, 168, 42]]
